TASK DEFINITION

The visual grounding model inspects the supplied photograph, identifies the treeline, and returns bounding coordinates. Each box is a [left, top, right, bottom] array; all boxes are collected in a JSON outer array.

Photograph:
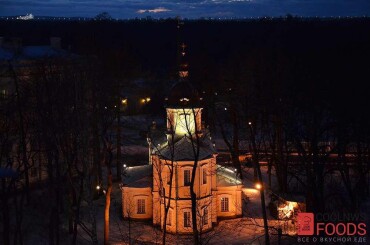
[[0, 18, 369, 244]]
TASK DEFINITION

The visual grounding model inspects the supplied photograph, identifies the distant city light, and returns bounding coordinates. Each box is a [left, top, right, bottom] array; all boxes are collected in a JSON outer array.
[[121, 98, 127, 105], [17, 13, 34, 20], [255, 183, 262, 190], [96, 185, 101, 190]]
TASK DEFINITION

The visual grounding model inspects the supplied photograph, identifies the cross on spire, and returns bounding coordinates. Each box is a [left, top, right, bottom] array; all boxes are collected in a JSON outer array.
[[177, 17, 189, 80]]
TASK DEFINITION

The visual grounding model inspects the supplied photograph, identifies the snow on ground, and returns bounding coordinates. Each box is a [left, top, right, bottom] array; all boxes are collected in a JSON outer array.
[[7, 115, 298, 244], [93, 166, 297, 244], [89, 183, 297, 245]]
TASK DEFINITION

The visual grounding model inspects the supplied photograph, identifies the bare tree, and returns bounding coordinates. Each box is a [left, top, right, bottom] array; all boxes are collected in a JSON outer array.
[[249, 122, 270, 245]]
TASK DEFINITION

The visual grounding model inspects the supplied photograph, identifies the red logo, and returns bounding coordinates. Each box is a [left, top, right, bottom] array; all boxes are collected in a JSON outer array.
[[297, 213, 314, 235]]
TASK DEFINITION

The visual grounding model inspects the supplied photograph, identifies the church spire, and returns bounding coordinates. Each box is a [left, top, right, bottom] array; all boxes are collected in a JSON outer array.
[[177, 17, 189, 80]]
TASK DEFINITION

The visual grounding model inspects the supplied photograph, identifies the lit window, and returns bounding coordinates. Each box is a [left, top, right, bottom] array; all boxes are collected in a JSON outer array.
[[167, 210, 172, 226], [221, 197, 229, 212], [184, 169, 191, 186], [202, 168, 207, 185], [176, 111, 195, 135], [203, 207, 208, 225], [1, 89, 7, 99], [184, 211, 191, 227], [137, 199, 145, 214], [179, 71, 189, 78]]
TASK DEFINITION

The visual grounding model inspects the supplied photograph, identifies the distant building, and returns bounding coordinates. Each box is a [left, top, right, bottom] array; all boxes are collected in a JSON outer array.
[[0, 37, 78, 184], [0, 37, 77, 100], [120, 81, 243, 234]]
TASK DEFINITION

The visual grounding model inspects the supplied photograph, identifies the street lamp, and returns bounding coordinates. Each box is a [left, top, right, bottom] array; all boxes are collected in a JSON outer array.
[[255, 182, 262, 190]]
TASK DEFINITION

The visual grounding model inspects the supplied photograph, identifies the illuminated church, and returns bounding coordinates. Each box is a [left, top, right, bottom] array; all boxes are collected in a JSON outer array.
[[120, 39, 243, 234]]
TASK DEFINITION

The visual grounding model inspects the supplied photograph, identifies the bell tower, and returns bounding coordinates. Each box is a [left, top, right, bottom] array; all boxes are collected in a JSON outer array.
[[165, 17, 202, 140], [165, 82, 202, 140]]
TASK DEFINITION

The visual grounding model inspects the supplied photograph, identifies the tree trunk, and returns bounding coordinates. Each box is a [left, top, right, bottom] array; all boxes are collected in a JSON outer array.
[[116, 110, 122, 180], [249, 123, 270, 245], [1, 179, 10, 245], [104, 144, 113, 245], [104, 173, 112, 244]]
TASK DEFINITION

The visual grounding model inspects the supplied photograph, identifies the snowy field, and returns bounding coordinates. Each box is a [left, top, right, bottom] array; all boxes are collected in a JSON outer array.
[[10, 114, 368, 244]]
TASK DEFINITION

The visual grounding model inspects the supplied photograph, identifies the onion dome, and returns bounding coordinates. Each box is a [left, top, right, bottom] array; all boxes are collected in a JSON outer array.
[[166, 81, 201, 108]]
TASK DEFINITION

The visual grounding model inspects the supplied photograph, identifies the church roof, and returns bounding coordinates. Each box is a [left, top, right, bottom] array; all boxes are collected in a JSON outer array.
[[216, 165, 242, 186], [154, 135, 216, 161], [166, 81, 201, 108], [122, 165, 152, 188]]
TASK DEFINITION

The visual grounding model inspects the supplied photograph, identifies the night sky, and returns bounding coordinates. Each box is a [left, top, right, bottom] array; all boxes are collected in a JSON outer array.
[[0, 0, 370, 19]]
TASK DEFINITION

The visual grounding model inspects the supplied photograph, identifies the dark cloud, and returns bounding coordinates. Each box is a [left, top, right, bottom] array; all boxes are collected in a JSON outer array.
[[0, 0, 369, 18]]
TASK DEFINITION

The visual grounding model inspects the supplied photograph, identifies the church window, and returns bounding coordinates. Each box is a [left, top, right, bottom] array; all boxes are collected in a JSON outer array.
[[167, 210, 172, 226], [184, 169, 191, 186], [137, 199, 145, 214], [184, 211, 191, 227], [176, 111, 195, 135], [203, 207, 208, 225], [221, 197, 229, 212], [202, 168, 207, 185]]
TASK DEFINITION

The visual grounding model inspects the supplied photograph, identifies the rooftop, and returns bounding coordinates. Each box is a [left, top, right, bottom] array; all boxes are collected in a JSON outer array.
[[216, 165, 242, 186], [166, 81, 201, 108], [153, 135, 216, 161], [121, 165, 153, 188]]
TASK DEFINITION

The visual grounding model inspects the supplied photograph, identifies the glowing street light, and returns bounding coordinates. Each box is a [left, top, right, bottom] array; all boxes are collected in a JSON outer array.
[[121, 98, 127, 105], [141, 97, 151, 104], [96, 185, 101, 190], [255, 182, 262, 190]]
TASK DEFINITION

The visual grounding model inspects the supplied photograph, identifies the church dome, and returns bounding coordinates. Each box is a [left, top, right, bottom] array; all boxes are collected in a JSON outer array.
[[166, 81, 201, 108]]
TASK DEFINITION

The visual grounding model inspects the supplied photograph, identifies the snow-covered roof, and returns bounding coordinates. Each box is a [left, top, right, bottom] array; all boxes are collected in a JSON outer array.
[[0, 46, 76, 60], [154, 135, 216, 161], [0, 167, 18, 178], [216, 165, 242, 186], [22, 46, 68, 58], [0, 48, 13, 60], [122, 165, 152, 188]]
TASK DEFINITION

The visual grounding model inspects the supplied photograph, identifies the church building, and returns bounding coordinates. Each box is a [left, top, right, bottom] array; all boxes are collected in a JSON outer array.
[[120, 81, 243, 233], [120, 34, 243, 234]]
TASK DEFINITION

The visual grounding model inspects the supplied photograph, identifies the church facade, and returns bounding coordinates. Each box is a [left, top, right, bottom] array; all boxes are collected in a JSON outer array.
[[120, 81, 243, 234]]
